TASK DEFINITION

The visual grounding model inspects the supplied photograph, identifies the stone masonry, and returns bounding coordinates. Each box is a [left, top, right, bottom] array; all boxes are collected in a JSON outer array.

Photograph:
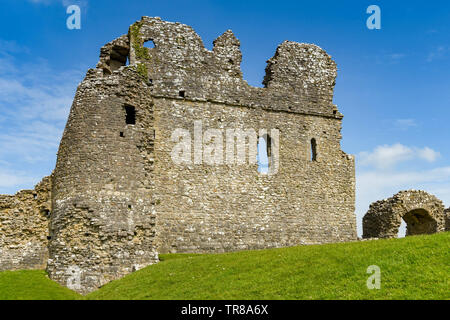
[[1, 17, 358, 294], [0, 176, 52, 271], [362, 190, 446, 239]]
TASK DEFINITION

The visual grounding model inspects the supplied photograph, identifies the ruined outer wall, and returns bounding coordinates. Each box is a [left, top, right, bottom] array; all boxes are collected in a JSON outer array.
[[49, 17, 356, 293], [0, 177, 51, 270], [445, 208, 450, 231], [363, 190, 445, 239], [48, 67, 158, 294], [130, 17, 356, 252], [153, 100, 356, 252]]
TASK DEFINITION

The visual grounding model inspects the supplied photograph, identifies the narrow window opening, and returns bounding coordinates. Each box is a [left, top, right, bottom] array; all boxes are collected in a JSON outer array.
[[125, 105, 136, 125], [144, 39, 155, 49], [311, 138, 317, 161], [179, 90, 185, 98], [120, 132, 124, 137], [128, 204, 132, 209], [258, 134, 271, 174]]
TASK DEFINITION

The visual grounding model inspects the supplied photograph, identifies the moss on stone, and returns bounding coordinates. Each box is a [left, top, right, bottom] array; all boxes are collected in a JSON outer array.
[[136, 63, 148, 79], [130, 21, 151, 61]]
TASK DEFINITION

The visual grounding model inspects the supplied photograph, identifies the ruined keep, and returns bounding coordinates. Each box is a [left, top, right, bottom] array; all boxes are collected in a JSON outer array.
[[1, 17, 357, 294], [362, 190, 447, 239]]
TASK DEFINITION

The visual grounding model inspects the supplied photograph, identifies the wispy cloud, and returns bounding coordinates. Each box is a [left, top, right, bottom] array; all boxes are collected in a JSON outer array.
[[394, 118, 417, 131], [374, 52, 407, 65], [358, 143, 440, 170], [28, 0, 88, 7], [355, 143, 449, 236], [0, 39, 84, 194], [427, 46, 448, 62]]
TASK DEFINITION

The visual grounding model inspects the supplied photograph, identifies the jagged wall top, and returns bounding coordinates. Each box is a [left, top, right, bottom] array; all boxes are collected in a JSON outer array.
[[98, 16, 340, 117]]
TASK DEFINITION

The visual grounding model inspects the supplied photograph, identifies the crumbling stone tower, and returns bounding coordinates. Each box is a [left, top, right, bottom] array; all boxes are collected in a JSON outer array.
[[47, 17, 356, 294]]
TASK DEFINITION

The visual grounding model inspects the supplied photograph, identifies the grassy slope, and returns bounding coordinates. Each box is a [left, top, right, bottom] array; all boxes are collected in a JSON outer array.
[[0, 270, 81, 300], [1, 233, 448, 300], [88, 232, 449, 300]]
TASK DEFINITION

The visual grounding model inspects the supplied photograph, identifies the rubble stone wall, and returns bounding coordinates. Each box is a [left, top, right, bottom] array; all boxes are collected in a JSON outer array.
[[362, 190, 446, 239], [4, 17, 357, 294], [0, 177, 51, 271], [48, 67, 159, 294]]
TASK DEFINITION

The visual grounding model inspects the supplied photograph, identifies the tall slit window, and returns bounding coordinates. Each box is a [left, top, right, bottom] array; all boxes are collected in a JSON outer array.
[[311, 138, 317, 161], [258, 134, 272, 174], [125, 105, 136, 125]]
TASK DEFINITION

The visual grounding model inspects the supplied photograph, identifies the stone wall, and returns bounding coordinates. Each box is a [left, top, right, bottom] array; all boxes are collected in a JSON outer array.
[[48, 67, 159, 294], [46, 16, 356, 294], [129, 17, 356, 253], [0, 176, 51, 271], [445, 208, 450, 231], [362, 190, 446, 239], [153, 99, 356, 253]]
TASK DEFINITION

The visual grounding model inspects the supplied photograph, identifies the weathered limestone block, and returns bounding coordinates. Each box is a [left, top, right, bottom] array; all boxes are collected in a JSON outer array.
[[0, 176, 51, 271], [362, 190, 445, 239]]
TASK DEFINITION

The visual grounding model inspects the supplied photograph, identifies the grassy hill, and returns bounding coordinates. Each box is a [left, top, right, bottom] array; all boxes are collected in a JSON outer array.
[[1, 232, 449, 300]]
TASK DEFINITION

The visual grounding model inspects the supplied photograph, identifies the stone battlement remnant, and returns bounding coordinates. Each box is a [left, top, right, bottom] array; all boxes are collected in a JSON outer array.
[[1, 17, 357, 294]]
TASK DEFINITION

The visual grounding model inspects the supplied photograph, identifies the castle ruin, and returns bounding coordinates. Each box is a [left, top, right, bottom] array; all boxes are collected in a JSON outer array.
[[2, 16, 365, 294], [363, 190, 448, 239]]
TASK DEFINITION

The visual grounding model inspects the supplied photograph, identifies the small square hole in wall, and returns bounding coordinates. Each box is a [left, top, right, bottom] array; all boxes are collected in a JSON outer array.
[[144, 40, 155, 49], [47, 236, 52, 240], [120, 132, 124, 137], [128, 204, 132, 209], [179, 90, 185, 98]]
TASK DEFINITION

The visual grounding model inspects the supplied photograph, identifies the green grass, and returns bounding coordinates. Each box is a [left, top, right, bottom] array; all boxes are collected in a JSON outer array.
[[0, 270, 82, 300], [1, 232, 449, 300]]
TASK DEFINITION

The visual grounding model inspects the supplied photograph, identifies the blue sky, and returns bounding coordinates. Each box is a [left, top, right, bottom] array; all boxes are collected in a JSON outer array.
[[0, 0, 449, 236]]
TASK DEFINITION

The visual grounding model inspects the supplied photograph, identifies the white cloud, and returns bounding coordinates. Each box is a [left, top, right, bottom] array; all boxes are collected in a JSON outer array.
[[355, 143, 448, 236], [0, 170, 39, 191], [358, 143, 440, 170], [355, 166, 450, 236], [0, 39, 83, 194]]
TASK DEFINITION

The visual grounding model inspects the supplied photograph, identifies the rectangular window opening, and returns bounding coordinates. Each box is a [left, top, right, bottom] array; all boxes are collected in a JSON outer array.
[[125, 105, 136, 125]]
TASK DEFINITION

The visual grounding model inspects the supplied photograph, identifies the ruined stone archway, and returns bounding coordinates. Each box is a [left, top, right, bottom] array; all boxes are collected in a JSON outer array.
[[362, 190, 445, 239]]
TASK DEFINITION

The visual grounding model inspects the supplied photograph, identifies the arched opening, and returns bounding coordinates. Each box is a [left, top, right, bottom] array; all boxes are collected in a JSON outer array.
[[363, 190, 444, 239], [310, 138, 317, 161], [258, 134, 271, 174], [402, 209, 437, 236]]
